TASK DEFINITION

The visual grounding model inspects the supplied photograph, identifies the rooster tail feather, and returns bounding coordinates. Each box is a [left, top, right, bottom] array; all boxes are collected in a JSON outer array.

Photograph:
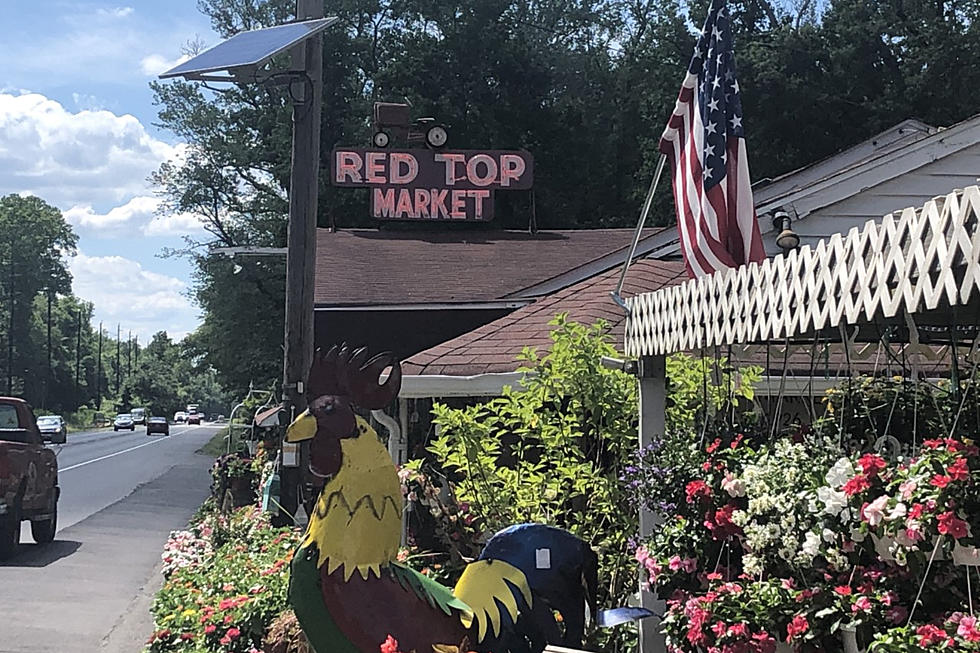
[[453, 559, 532, 642]]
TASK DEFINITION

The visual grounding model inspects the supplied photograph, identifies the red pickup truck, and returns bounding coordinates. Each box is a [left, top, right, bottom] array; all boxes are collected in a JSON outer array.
[[0, 396, 59, 560]]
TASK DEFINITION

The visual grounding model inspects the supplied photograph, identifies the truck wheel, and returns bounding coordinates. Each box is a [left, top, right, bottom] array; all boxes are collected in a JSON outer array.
[[0, 507, 20, 561], [31, 498, 57, 544]]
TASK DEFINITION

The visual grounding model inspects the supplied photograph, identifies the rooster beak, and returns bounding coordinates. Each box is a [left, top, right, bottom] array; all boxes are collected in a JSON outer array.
[[286, 409, 317, 442]]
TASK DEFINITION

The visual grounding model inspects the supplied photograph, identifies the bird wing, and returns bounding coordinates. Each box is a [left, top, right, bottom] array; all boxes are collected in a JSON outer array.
[[453, 559, 532, 642], [389, 562, 472, 617]]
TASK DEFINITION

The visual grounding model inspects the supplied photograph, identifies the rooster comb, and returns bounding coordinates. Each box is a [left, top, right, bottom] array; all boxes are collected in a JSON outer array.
[[306, 344, 402, 410]]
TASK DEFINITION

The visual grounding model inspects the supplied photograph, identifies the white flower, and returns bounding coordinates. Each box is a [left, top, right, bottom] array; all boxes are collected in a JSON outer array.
[[822, 528, 836, 543], [886, 502, 907, 521], [722, 473, 746, 497], [826, 458, 856, 488], [817, 486, 848, 516], [801, 531, 821, 557]]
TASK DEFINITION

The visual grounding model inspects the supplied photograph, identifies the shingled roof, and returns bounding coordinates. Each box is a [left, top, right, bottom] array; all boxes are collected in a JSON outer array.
[[402, 259, 688, 376], [314, 227, 667, 307]]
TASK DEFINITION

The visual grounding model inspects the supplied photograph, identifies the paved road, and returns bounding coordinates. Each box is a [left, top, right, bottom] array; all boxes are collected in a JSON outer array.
[[0, 424, 222, 653]]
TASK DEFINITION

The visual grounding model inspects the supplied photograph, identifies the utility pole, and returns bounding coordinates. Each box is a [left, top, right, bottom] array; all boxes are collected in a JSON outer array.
[[6, 250, 13, 395], [115, 323, 121, 396], [75, 309, 82, 408], [280, 0, 324, 524], [127, 330, 132, 377], [46, 291, 53, 405], [96, 322, 103, 409], [134, 334, 138, 368]]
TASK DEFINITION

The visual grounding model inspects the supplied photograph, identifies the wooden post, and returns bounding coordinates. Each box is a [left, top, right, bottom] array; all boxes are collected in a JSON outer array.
[[638, 355, 667, 653], [281, 0, 323, 523]]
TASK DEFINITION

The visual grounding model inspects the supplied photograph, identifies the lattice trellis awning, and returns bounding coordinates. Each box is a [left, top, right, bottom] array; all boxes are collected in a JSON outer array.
[[625, 184, 980, 358]]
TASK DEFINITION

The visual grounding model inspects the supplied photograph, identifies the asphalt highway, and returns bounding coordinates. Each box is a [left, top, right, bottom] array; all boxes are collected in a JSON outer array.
[[0, 423, 222, 652]]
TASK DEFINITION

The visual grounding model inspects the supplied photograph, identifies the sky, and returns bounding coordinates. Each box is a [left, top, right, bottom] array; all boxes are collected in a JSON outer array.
[[0, 1, 221, 341]]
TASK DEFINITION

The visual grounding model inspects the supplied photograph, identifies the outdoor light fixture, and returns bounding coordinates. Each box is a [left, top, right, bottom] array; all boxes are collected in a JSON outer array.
[[772, 208, 800, 252], [600, 355, 638, 375]]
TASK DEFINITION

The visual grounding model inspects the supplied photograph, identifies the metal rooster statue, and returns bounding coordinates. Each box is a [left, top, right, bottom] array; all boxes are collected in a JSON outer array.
[[286, 345, 598, 653]]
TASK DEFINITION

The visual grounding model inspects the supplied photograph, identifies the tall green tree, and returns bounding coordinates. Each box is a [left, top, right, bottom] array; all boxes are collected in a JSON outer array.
[[0, 195, 78, 403]]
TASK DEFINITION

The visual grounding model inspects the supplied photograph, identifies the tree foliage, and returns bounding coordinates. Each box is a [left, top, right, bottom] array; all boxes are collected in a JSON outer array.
[[151, 0, 980, 390]]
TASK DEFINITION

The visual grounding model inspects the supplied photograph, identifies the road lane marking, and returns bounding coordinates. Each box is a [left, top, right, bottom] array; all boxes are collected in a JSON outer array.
[[59, 426, 209, 472]]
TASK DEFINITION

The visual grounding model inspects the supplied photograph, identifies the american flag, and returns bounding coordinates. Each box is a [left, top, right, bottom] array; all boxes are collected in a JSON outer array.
[[659, 0, 765, 278]]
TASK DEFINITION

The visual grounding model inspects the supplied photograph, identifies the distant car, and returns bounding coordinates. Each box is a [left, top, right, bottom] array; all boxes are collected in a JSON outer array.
[[36, 415, 67, 444], [174, 411, 187, 423], [131, 408, 147, 425], [187, 413, 201, 425], [145, 416, 170, 436], [113, 414, 135, 431]]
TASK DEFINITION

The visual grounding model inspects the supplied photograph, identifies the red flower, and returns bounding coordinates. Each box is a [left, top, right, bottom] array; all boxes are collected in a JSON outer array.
[[225, 627, 240, 640], [204, 624, 216, 635], [858, 453, 887, 477], [752, 631, 777, 653], [842, 474, 871, 496], [707, 438, 722, 454], [686, 480, 712, 504], [938, 511, 969, 538], [706, 572, 723, 581], [705, 504, 741, 539], [380, 635, 402, 653], [712, 621, 728, 637], [731, 433, 744, 449], [834, 585, 852, 596], [180, 633, 194, 641], [923, 438, 944, 449], [786, 614, 809, 642], [948, 458, 970, 481], [728, 622, 749, 638], [909, 503, 925, 519], [916, 624, 947, 648], [931, 474, 952, 488]]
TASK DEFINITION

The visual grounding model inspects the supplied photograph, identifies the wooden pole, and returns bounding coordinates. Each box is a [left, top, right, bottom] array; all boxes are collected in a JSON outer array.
[[638, 355, 667, 653], [96, 322, 103, 409], [75, 309, 82, 408], [116, 323, 121, 396], [280, 0, 323, 523]]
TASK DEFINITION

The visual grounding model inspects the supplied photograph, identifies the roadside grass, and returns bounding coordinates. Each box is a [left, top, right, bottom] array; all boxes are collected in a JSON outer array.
[[197, 426, 230, 456]]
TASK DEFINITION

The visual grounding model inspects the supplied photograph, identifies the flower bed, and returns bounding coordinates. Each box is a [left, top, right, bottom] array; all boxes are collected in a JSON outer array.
[[147, 505, 302, 652], [628, 422, 980, 652]]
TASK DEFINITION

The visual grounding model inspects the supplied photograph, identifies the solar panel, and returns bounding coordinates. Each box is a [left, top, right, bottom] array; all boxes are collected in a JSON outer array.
[[160, 17, 339, 79]]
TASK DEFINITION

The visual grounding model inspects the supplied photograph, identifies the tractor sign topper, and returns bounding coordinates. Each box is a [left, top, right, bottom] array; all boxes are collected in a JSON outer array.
[[332, 102, 534, 222]]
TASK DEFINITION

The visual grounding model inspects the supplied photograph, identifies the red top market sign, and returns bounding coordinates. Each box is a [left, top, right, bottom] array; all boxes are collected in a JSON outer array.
[[332, 148, 534, 221]]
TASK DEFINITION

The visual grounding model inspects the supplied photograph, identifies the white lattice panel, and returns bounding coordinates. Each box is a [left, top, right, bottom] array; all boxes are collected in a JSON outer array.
[[625, 185, 980, 357]]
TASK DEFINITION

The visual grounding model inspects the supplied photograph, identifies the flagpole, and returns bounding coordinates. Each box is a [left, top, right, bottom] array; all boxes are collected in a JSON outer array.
[[611, 153, 668, 312]]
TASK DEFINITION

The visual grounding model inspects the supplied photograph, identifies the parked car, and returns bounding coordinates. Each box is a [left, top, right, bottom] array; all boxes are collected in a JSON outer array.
[[0, 397, 59, 560], [187, 413, 201, 425], [131, 407, 148, 425], [36, 415, 68, 444], [146, 416, 170, 436], [174, 411, 187, 423], [113, 414, 135, 431]]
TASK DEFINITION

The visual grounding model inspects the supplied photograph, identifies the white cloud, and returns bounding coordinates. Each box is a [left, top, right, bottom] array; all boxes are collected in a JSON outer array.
[[62, 195, 204, 237], [0, 92, 180, 210], [70, 252, 197, 340], [140, 53, 191, 77], [144, 211, 206, 237], [97, 7, 135, 19]]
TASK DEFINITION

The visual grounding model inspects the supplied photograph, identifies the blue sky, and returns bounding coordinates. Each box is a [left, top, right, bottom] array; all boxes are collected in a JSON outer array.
[[0, 1, 221, 341]]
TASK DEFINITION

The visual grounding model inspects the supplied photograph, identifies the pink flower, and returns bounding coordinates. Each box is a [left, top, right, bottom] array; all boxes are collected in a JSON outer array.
[[861, 495, 889, 526], [681, 557, 698, 573], [852, 596, 872, 613], [834, 585, 853, 596], [225, 627, 241, 640], [898, 480, 917, 500], [727, 623, 749, 638], [711, 621, 727, 637], [948, 458, 970, 482], [786, 614, 809, 642], [958, 616, 980, 643], [752, 631, 776, 653], [668, 555, 683, 571], [880, 591, 897, 606], [781, 578, 797, 590], [706, 572, 723, 581]]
